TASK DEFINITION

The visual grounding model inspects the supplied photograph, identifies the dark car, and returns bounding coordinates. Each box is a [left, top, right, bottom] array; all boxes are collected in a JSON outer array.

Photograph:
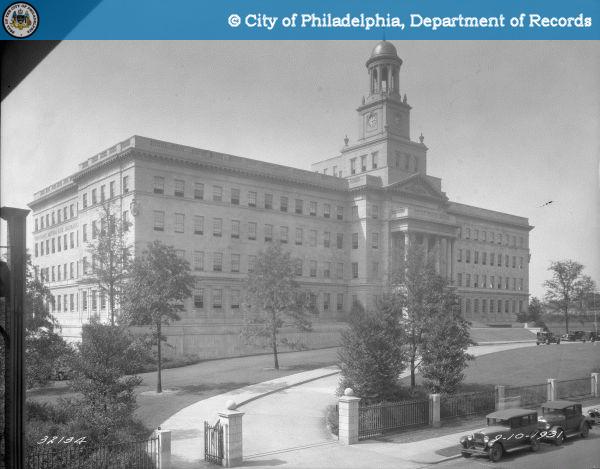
[[537, 400, 592, 444], [536, 331, 560, 345], [460, 408, 540, 462]]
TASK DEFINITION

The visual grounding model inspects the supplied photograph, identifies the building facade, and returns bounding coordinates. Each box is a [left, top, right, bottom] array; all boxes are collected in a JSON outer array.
[[29, 41, 532, 354]]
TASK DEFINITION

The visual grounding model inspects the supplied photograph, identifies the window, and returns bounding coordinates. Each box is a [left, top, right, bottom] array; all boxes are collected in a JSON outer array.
[[352, 263, 359, 278], [280, 226, 288, 243], [265, 224, 273, 242], [57, 211, 61, 224], [465, 250, 471, 263], [83, 193, 88, 208], [295, 199, 303, 214], [70, 294, 74, 311], [505, 300, 509, 313], [91, 189, 97, 205], [474, 251, 479, 264], [505, 277, 510, 290], [372, 152, 378, 169], [490, 276, 495, 289], [100, 292, 106, 310], [109, 181, 115, 199], [82, 291, 87, 311], [482, 275, 487, 289], [457, 273, 463, 287], [350, 158, 356, 175], [295, 228, 303, 245], [70, 262, 74, 279], [57, 265, 61, 281], [70, 204, 74, 218], [248, 255, 256, 272], [352, 233, 358, 249], [372, 232, 379, 249], [482, 299, 488, 313], [465, 299, 471, 315], [360, 155, 367, 172], [474, 229, 479, 241], [248, 222, 257, 240], [458, 249, 462, 262], [46, 214, 49, 226], [519, 278, 524, 291], [57, 295, 61, 311], [337, 206, 343, 220], [323, 204, 331, 218], [231, 290, 240, 309], [323, 293, 330, 311], [91, 291, 97, 311], [352, 206, 359, 219], [372, 261, 379, 276], [231, 254, 240, 272], [324, 262, 331, 278], [57, 237, 62, 252], [213, 218, 222, 237], [63, 234, 67, 250], [123, 176, 129, 193], [213, 252, 223, 272], [35, 218, 39, 231], [474, 275, 479, 288], [91, 221, 98, 239], [309, 201, 317, 216], [337, 293, 344, 311], [323, 232, 330, 248], [194, 182, 204, 200], [264, 193, 273, 209], [174, 213, 185, 233], [336, 263, 344, 279], [248, 191, 257, 207], [309, 230, 317, 247], [372, 205, 379, 219], [466, 274, 471, 288], [519, 257, 523, 269], [153, 176, 165, 194], [213, 289, 222, 309], [498, 276, 502, 289], [153, 211, 165, 231], [194, 216, 204, 235], [213, 186, 222, 202], [194, 281, 204, 308], [482, 252, 487, 265], [336, 233, 343, 249], [231, 188, 240, 205], [40, 243, 44, 256], [174, 179, 185, 197], [280, 196, 288, 212], [193, 251, 204, 271], [465, 228, 470, 239], [309, 260, 317, 277], [490, 253, 495, 266], [512, 256, 516, 268], [295, 260, 302, 276], [122, 211, 129, 231]]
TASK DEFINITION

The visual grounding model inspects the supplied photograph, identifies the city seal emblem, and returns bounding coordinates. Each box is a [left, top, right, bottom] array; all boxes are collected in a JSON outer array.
[[3, 2, 39, 38]]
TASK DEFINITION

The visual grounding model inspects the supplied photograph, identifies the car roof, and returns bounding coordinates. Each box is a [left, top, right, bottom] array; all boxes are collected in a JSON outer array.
[[487, 408, 537, 419], [541, 400, 579, 409]]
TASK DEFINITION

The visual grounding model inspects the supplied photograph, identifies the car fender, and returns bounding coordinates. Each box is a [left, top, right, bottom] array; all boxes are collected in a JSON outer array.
[[580, 419, 592, 430]]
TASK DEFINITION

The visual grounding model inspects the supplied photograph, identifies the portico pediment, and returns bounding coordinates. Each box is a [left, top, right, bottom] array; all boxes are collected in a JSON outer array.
[[385, 173, 448, 202]]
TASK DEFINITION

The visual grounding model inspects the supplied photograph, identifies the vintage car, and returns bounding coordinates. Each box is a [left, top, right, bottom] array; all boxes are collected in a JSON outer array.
[[536, 331, 560, 345], [537, 400, 592, 444], [587, 408, 600, 425], [460, 408, 540, 462]]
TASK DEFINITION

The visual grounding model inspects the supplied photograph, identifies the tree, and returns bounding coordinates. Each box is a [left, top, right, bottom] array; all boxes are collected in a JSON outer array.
[[337, 294, 406, 401], [241, 243, 313, 370], [87, 202, 131, 325], [544, 260, 586, 333], [516, 297, 546, 329], [573, 275, 597, 315], [420, 290, 474, 394], [122, 241, 194, 393]]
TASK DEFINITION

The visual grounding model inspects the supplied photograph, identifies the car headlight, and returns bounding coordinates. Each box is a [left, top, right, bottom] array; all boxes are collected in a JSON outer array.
[[483, 436, 489, 443], [467, 435, 473, 440]]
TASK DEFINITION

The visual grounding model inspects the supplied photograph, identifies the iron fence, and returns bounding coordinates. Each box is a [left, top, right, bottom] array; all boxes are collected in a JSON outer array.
[[204, 420, 224, 465], [556, 377, 592, 400], [26, 437, 159, 469], [505, 383, 548, 408], [358, 399, 430, 440], [440, 389, 496, 420]]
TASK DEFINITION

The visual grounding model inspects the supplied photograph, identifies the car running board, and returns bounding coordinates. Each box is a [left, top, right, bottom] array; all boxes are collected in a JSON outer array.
[[505, 444, 534, 453]]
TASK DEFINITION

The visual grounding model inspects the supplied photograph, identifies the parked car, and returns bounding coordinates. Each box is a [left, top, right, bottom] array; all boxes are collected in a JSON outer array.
[[582, 331, 597, 342], [459, 408, 540, 462], [537, 400, 592, 444], [587, 408, 600, 425], [536, 331, 560, 345]]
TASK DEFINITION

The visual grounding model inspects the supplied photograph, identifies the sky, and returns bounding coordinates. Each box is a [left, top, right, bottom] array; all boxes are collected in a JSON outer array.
[[1, 40, 599, 299]]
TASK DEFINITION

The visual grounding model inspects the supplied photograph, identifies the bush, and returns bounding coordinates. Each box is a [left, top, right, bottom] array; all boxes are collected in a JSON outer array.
[[325, 404, 339, 436]]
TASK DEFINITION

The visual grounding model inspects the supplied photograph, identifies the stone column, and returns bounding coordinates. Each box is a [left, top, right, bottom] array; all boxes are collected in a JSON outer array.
[[592, 373, 599, 397], [155, 428, 171, 469], [338, 388, 361, 445], [435, 237, 441, 274], [404, 231, 410, 261], [429, 394, 441, 427], [449, 239, 455, 284], [495, 385, 505, 410], [218, 401, 244, 467], [377, 65, 382, 93], [547, 379, 556, 402]]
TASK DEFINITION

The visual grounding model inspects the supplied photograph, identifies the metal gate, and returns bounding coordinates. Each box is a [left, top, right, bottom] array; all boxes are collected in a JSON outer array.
[[204, 420, 223, 465], [358, 399, 430, 440]]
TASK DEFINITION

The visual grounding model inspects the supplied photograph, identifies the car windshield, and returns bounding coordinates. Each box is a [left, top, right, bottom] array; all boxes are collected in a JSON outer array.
[[542, 409, 563, 416], [487, 418, 510, 426]]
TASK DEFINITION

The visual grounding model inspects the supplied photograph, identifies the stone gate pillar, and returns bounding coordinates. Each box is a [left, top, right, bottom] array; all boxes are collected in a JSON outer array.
[[338, 388, 361, 445], [218, 401, 244, 467]]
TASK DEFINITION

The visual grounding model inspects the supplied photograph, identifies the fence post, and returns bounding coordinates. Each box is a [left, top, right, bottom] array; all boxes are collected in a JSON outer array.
[[592, 373, 599, 397], [338, 388, 361, 445], [155, 428, 171, 469], [429, 394, 441, 427], [495, 385, 505, 410], [547, 378, 556, 401], [218, 400, 244, 467]]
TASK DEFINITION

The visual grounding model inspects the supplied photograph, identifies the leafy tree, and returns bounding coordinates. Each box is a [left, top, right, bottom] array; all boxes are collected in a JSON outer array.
[[337, 293, 406, 401], [241, 243, 313, 370], [420, 290, 474, 394], [573, 275, 597, 315], [544, 260, 587, 333], [516, 297, 546, 329], [122, 241, 194, 393], [87, 202, 131, 325]]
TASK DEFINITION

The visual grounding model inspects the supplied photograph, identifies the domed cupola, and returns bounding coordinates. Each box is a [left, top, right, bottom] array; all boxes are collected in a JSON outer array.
[[366, 40, 402, 97]]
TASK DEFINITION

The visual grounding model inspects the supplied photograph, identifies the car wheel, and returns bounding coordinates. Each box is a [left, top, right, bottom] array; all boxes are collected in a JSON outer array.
[[530, 437, 540, 452], [489, 443, 503, 462], [461, 452, 472, 458], [554, 430, 564, 446], [581, 424, 589, 438]]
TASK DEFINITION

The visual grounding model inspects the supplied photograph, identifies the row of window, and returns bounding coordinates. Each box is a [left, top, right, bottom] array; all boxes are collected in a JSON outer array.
[[81, 176, 130, 209], [349, 152, 379, 175], [34, 203, 77, 232], [460, 227, 526, 248], [34, 232, 77, 257], [457, 273, 526, 291], [457, 250, 525, 269], [38, 262, 77, 283], [151, 176, 347, 219], [461, 298, 524, 315]]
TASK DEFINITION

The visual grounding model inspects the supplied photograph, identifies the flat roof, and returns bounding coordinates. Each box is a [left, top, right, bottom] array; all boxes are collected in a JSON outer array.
[[487, 408, 537, 419], [541, 400, 578, 409]]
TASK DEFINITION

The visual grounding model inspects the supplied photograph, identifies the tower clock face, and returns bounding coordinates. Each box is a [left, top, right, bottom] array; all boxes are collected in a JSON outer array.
[[367, 113, 378, 129]]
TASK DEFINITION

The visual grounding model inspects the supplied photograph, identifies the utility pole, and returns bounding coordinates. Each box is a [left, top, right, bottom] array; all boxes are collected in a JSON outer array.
[[1, 206, 29, 469]]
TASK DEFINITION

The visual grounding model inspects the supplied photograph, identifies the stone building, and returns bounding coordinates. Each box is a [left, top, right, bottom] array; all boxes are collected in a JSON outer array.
[[29, 41, 532, 357]]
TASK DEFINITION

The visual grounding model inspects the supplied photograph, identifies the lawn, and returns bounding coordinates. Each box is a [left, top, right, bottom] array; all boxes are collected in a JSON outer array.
[[399, 343, 600, 388]]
